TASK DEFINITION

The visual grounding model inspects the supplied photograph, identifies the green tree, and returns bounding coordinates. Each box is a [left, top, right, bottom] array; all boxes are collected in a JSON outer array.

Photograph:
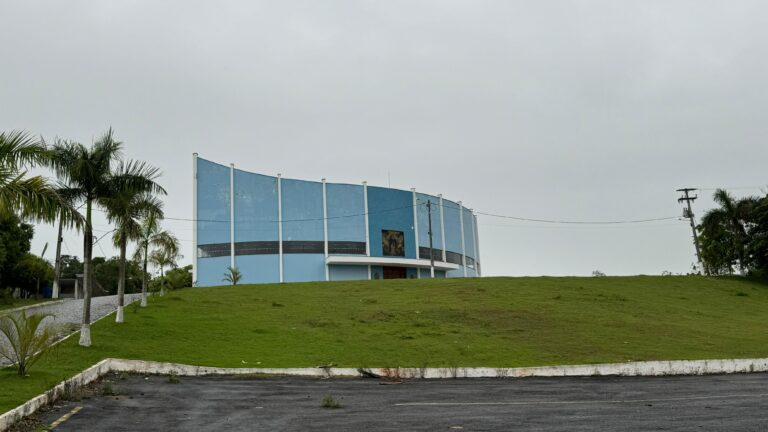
[[92, 257, 145, 296], [58, 255, 83, 279], [50, 129, 165, 346], [746, 195, 768, 276], [13, 254, 54, 298], [0, 214, 34, 289], [132, 212, 178, 307], [149, 248, 180, 296], [164, 265, 192, 290], [699, 189, 766, 275], [101, 184, 164, 323]]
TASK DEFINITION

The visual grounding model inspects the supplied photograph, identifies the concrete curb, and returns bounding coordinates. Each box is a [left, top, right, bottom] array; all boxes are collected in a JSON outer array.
[[109, 357, 768, 379], [0, 299, 69, 316], [3, 356, 768, 431], [0, 359, 111, 431]]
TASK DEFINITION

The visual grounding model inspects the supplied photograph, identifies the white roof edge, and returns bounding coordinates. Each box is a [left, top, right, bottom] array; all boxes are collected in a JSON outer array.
[[325, 255, 460, 271]]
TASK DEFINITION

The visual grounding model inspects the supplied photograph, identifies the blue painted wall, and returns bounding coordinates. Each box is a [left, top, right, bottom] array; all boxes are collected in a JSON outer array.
[[367, 186, 416, 259], [327, 183, 365, 243], [197, 256, 230, 287], [416, 193, 443, 252], [237, 255, 280, 284], [281, 178, 323, 241], [284, 254, 326, 282], [442, 199, 462, 255], [234, 170, 278, 242], [329, 265, 368, 281], [196, 158, 231, 286], [463, 207, 476, 260], [196, 158, 230, 246]]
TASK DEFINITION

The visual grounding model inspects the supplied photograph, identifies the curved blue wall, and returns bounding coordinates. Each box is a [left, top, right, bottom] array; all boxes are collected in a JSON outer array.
[[194, 157, 479, 286]]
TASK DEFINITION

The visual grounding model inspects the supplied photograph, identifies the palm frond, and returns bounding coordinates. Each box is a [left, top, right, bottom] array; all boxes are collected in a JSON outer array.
[[0, 131, 51, 170]]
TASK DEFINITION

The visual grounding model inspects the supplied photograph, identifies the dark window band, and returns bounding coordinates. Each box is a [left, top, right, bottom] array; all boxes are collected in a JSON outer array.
[[201, 241, 456, 260], [236, 241, 279, 255], [197, 243, 230, 258], [419, 246, 445, 261], [445, 250, 463, 265], [282, 241, 324, 254], [329, 241, 366, 255]]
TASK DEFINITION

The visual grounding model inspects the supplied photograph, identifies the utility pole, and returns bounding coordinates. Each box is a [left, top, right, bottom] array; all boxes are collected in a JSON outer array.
[[427, 200, 435, 278], [677, 188, 703, 272]]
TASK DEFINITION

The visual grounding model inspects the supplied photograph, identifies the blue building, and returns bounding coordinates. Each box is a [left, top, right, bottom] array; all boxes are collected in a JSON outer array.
[[193, 155, 481, 286]]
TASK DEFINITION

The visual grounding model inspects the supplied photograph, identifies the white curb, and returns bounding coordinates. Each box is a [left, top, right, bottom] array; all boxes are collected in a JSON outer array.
[[0, 299, 69, 316], [0, 359, 111, 431], [2, 356, 768, 431]]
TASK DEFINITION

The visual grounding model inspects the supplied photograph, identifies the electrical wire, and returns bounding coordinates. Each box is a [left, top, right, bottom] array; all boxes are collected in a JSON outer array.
[[473, 212, 680, 225], [90, 197, 684, 227]]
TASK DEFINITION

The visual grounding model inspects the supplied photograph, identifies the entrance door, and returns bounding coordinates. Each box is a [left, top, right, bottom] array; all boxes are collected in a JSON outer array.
[[383, 266, 407, 279]]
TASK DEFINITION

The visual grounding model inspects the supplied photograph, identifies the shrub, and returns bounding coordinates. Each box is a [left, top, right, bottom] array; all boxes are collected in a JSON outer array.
[[0, 288, 14, 306], [0, 312, 57, 376]]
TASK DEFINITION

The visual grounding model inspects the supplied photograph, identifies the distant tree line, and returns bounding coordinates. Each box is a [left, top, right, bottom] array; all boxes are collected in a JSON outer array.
[[698, 189, 768, 276]]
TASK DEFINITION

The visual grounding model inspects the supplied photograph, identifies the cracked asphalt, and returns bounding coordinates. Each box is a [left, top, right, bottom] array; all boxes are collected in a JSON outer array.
[[40, 372, 768, 431]]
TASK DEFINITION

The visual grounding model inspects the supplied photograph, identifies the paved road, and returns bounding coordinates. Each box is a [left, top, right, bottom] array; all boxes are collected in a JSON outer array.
[[41, 373, 768, 431], [0, 294, 141, 366]]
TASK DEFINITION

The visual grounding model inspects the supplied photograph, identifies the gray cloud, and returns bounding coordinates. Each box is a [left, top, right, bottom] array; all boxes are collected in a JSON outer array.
[[2, 0, 766, 276]]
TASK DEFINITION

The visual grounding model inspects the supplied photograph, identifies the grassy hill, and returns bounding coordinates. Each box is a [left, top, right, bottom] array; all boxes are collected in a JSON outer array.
[[2, 276, 768, 412]]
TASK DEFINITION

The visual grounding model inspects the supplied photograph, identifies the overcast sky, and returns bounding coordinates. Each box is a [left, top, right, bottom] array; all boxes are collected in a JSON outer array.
[[2, 0, 767, 277]]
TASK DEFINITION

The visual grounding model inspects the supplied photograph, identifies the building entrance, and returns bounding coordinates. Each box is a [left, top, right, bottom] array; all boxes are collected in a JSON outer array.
[[383, 266, 407, 279]]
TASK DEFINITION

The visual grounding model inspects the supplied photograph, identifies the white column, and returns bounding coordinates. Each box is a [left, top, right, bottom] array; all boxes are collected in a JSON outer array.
[[229, 163, 235, 270], [458, 201, 467, 277], [192, 153, 198, 285], [363, 181, 371, 280], [438, 194, 446, 263], [468, 208, 476, 276], [277, 174, 283, 283], [411, 188, 420, 279], [473, 213, 481, 277], [322, 178, 329, 281]]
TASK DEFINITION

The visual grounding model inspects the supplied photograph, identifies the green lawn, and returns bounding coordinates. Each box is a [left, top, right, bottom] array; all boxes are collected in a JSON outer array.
[[2, 276, 768, 413]]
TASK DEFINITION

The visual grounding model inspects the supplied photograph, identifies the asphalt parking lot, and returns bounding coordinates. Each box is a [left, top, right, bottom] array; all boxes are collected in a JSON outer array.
[[40, 373, 768, 431]]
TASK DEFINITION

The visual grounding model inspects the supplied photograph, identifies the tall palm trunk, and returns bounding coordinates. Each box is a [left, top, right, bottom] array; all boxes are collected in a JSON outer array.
[[52, 213, 64, 299], [160, 265, 165, 296], [116, 233, 127, 323], [141, 242, 149, 307], [79, 199, 93, 346]]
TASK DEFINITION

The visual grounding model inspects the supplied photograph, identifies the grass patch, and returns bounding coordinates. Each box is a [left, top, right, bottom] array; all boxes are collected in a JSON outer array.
[[2, 276, 768, 413], [321, 394, 342, 409]]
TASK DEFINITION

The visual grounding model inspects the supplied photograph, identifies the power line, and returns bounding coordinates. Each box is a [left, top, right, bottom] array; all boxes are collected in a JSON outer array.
[[473, 211, 679, 225], [94, 202, 425, 224], [90, 198, 682, 227]]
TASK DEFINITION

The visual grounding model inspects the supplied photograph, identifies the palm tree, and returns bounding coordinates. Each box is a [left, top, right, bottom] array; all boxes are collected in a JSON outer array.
[[149, 247, 180, 296], [51, 187, 81, 299], [223, 266, 242, 286], [101, 185, 164, 323], [133, 212, 178, 306], [0, 131, 77, 223], [1, 131, 81, 291], [712, 189, 753, 274], [50, 129, 164, 346]]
